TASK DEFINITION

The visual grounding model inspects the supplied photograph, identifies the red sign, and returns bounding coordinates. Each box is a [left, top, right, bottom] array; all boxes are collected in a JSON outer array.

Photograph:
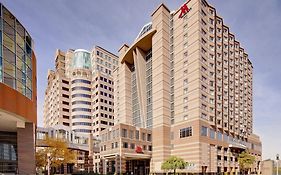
[[179, 0, 192, 18], [135, 146, 143, 153]]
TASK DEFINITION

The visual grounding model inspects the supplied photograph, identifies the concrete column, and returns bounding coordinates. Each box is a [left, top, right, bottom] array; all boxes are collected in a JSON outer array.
[[17, 122, 36, 174], [103, 159, 107, 174], [151, 3, 171, 173]]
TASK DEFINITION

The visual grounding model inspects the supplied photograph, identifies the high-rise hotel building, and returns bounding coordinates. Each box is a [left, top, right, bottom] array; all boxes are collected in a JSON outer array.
[[0, 3, 37, 174], [43, 46, 118, 172], [43, 46, 118, 137], [99, 0, 262, 174]]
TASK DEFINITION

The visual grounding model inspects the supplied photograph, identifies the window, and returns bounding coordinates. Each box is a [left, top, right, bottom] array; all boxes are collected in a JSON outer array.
[[72, 115, 91, 119], [62, 101, 69, 105], [73, 122, 91, 126], [129, 130, 134, 139], [72, 94, 91, 98], [122, 129, 127, 138], [72, 86, 91, 91], [180, 127, 192, 138], [3, 33, 15, 52], [123, 142, 128, 148], [217, 132, 222, 141], [63, 115, 69, 119], [72, 101, 91, 105], [135, 130, 139, 140], [62, 108, 69, 112], [130, 143, 135, 149], [71, 79, 91, 84], [201, 126, 208, 136], [62, 87, 69, 91], [147, 134, 152, 142], [142, 133, 146, 141], [72, 108, 91, 112], [210, 129, 215, 139], [62, 80, 69, 84], [62, 94, 69, 98]]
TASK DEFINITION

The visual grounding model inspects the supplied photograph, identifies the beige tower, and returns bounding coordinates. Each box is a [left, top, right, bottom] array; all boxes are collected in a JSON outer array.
[[43, 46, 118, 173], [103, 0, 262, 174]]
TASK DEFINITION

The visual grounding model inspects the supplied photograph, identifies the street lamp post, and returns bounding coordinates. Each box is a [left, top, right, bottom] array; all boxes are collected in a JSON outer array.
[[277, 154, 279, 175], [47, 153, 51, 175]]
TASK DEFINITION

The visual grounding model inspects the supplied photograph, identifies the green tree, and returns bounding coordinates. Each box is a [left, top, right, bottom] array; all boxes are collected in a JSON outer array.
[[161, 156, 187, 175], [36, 136, 76, 174], [238, 151, 255, 174]]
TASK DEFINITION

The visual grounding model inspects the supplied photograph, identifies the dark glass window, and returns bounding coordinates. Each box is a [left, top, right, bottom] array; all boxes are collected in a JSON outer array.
[[16, 20, 24, 37], [72, 108, 91, 112], [180, 127, 192, 138], [123, 142, 128, 148], [72, 115, 91, 119], [0, 131, 17, 173], [62, 80, 69, 84], [3, 46, 15, 65], [72, 86, 91, 91], [62, 108, 69, 112], [3, 7, 15, 27], [72, 101, 91, 105], [71, 79, 91, 84], [3, 33, 15, 52], [201, 126, 208, 136], [73, 122, 91, 126], [3, 21, 15, 41], [72, 94, 91, 98], [62, 94, 69, 98]]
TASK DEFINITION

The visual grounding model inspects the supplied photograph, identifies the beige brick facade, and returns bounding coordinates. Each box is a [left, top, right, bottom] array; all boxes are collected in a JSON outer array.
[[102, 0, 262, 174]]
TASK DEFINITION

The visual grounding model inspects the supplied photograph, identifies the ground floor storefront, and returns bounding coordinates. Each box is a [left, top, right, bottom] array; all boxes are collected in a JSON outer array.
[[101, 156, 150, 175]]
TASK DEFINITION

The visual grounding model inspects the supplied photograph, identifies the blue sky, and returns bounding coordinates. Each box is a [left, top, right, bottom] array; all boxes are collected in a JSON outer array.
[[2, 0, 281, 160]]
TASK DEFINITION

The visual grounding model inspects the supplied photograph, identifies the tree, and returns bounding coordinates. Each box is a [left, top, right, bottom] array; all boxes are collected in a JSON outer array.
[[238, 151, 255, 175], [161, 156, 187, 175], [36, 136, 76, 174], [35, 148, 48, 172]]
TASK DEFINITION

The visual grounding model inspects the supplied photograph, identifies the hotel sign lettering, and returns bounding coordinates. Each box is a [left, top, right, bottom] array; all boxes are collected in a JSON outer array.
[[179, 0, 192, 18], [135, 146, 143, 153]]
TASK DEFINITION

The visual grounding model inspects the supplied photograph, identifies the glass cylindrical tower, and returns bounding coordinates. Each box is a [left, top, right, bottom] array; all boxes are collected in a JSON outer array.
[[70, 49, 93, 135]]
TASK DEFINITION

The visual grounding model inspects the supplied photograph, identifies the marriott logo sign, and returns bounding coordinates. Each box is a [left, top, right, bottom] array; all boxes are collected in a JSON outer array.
[[179, 0, 192, 18]]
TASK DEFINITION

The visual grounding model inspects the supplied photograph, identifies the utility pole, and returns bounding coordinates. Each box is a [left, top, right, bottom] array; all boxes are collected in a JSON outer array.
[[277, 154, 279, 175], [47, 153, 51, 175]]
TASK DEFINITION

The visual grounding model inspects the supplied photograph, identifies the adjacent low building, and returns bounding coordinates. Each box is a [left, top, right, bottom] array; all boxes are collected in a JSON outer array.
[[36, 125, 100, 173], [0, 3, 37, 174]]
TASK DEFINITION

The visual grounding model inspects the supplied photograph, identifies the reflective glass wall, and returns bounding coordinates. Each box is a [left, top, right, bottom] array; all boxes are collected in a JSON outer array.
[[72, 50, 91, 69], [0, 4, 33, 99]]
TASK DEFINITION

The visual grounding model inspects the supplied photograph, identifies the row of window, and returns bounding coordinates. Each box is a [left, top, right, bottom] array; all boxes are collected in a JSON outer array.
[[96, 50, 118, 65], [121, 129, 152, 142], [94, 105, 114, 112], [73, 122, 91, 126], [200, 126, 247, 145], [73, 129, 91, 133], [95, 83, 113, 92], [94, 98, 114, 106], [72, 115, 91, 119], [72, 94, 91, 98], [72, 79, 91, 84], [95, 76, 113, 85], [100, 142, 152, 152], [72, 86, 91, 91], [72, 101, 91, 105], [72, 108, 91, 112]]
